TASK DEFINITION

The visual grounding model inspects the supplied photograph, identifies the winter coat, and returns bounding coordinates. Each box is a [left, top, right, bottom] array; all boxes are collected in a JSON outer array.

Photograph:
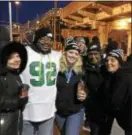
[[56, 54, 86, 116], [97, 65, 132, 132], [84, 62, 103, 97], [84, 62, 104, 121], [0, 42, 28, 135]]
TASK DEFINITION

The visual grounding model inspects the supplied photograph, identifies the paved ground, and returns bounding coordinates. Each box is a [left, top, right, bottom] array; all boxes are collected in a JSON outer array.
[[111, 119, 124, 135], [54, 119, 124, 135]]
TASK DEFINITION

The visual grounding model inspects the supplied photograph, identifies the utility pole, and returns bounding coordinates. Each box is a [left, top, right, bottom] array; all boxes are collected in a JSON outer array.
[[53, 0, 57, 49], [14, 1, 20, 33], [8, 1, 13, 41]]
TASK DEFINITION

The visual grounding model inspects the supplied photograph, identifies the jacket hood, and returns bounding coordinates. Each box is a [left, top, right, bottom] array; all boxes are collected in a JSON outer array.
[[0, 42, 27, 74], [59, 53, 83, 74]]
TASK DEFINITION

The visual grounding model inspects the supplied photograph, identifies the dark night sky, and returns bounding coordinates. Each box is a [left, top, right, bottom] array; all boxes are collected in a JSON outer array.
[[0, 1, 70, 24]]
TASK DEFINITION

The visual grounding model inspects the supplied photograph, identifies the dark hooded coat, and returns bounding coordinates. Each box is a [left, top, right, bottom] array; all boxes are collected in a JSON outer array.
[[0, 42, 28, 135], [97, 63, 132, 132], [84, 61, 103, 122]]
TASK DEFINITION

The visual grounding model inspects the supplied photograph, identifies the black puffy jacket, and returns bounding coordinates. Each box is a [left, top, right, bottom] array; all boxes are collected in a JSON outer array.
[[0, 42, 28, 135], [97, 66, 132, 132]]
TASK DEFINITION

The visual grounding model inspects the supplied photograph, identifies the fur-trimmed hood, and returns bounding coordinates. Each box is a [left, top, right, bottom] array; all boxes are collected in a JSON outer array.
[[59, 53, 83, 74], [0, 42, 27, 74]]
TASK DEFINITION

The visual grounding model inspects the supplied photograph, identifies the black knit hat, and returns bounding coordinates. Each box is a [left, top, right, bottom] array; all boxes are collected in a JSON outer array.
[[34, 27, 53, 44], [87, 43, 101, 52], [65, 37, 80, 52], [107, 49, 124, 65], [105, 40, 118, 53], [0, 42, 27, 73]]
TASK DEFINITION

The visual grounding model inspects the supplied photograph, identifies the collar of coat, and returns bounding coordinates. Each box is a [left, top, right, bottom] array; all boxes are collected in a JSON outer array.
[[0, 67, 19, 76]]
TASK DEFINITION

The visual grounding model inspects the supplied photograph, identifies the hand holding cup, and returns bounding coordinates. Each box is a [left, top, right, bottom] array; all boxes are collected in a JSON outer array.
[[19, 84, 29, 98], [77, 81, 87, 101]]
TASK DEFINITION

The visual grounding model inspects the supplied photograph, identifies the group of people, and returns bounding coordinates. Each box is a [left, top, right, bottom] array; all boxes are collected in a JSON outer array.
[[0, 27, 131, 135]]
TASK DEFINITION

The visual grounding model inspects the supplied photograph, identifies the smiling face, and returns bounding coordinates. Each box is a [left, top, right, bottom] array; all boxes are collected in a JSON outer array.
[[38, 36, 53, 53], [88, 50, 101, 65], [65, 49, 80, 66], [7, 52, 21, 69], [105, 56, 120, 73], [76, 41, 87, 53]]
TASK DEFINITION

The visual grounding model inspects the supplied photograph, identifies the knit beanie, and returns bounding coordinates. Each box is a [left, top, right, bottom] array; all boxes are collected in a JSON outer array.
[[107, 49, 124, 65], [65, 37, 80, 52], [34, 27, 53, 44], [87, 43, 101, 52]]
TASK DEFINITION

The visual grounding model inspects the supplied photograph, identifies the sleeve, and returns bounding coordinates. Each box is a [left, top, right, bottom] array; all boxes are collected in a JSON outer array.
[[18, 97, 28, 110], [0, 81, 19, 111], [111, 74, 130, 111], [18, 82, 29, 110]]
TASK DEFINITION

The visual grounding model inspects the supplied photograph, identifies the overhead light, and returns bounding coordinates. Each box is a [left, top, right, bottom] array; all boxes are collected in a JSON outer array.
[[114, 18, 131, 29], [119, 20, 127, 28], [127, 18, 131, 23], [36, 20, 40, 24], [15, 1, 20, 6], [115, 19, 127, 29], [119, 18, 131, 23]]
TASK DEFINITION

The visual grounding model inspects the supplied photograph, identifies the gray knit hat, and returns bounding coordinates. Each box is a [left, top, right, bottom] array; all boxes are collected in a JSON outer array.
[[107, 49, 124, 65], [65, 37, 80, 52]]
